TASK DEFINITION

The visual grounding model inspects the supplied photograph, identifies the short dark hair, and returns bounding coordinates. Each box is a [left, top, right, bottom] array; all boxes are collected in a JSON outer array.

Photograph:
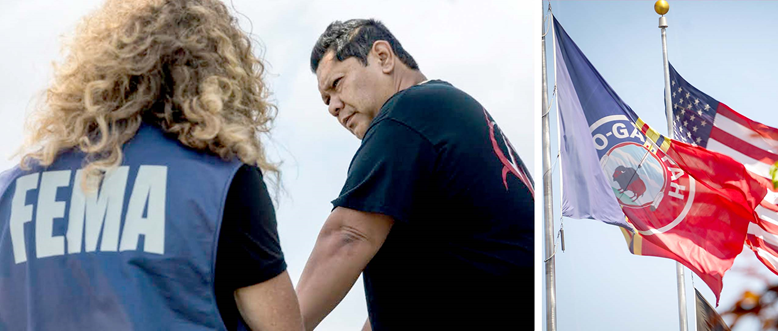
[[310, 19, 419, 73]]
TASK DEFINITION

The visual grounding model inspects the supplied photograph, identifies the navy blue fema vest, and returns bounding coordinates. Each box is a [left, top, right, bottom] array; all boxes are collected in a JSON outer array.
[[0, 124, 242, 330]]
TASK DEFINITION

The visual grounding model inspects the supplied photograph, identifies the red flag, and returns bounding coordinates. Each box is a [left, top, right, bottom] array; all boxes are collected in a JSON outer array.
[[620, 121, 768, 305]]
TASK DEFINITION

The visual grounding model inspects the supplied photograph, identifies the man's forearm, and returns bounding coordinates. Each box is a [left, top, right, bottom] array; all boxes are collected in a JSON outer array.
[[296, 227, 376, 330]]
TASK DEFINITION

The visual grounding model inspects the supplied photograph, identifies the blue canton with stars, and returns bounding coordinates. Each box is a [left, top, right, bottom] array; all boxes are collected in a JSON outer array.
[[668, 64, 720, 148]]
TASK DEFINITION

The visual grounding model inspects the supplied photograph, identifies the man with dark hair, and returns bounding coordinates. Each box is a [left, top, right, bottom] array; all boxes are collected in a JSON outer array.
[[296, 19, 534, 330]]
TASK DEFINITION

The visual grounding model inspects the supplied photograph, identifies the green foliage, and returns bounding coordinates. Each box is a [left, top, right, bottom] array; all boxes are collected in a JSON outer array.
[[771, 161, 778, 189]]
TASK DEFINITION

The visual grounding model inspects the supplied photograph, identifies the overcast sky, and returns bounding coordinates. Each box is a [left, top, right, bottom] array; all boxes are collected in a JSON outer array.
[[545, 1, 778, 331], [0, 1, 537, 330]]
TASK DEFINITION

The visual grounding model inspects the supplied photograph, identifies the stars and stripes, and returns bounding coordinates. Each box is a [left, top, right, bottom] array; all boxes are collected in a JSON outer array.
[[669, 72, 716, 148], [670, 64, 778, 275]]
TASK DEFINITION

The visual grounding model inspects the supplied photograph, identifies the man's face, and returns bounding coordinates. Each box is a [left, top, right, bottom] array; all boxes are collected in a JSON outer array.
[[316, 51, 394, 139]]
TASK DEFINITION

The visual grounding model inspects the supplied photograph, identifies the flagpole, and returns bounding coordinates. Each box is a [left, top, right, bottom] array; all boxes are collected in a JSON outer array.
[[542, 3, 557, 331], [655, 1, 689, 331]]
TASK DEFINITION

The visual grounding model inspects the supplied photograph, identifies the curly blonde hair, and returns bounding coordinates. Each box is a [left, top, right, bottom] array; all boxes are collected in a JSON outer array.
[[21, 0, 278, 188]]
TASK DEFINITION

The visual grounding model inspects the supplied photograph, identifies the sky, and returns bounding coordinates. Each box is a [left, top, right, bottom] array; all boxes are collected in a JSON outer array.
[[544, 1, 778, 331], [0, 0, 537, 330]]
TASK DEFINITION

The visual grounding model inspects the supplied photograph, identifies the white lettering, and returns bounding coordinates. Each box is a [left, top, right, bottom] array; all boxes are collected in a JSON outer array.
[[630, 127, 646, 142], [668, 167, 684, 181], [669, 182, 686, 200], [66, 171, 85, 254], [612, 123, 630, 139], [9, 173, 40, 264], [12, 165, 169, 263], [593, 134, 608, 150], [35, 170, 71, 259], [120, 166, 167, 254], [67, 167, 129, 253]]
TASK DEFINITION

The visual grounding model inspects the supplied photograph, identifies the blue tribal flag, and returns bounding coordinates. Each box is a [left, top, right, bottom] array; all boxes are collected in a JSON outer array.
[[554, 17, 633, 228]]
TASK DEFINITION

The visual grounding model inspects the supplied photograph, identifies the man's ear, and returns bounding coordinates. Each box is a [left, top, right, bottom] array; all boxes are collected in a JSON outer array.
[[371, 40, 395, 74]]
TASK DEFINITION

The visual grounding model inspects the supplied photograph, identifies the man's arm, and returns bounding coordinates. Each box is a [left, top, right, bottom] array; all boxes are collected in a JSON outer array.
[[296, 207, 393, 330], [235, 270, 305, 331]]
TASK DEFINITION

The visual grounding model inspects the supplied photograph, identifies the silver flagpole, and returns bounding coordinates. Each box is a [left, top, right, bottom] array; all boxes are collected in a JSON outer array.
[[655, 1, 689, 331], [542, 3, 557, 331]]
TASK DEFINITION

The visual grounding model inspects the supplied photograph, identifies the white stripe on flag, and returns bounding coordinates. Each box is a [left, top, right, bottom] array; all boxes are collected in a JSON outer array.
[[766, 189, 778, 204], [749, 222, 778, 246], [749, 224, 778, 274], [700, 95, 778, 275], [754, 246, 778, 272], [707, 138, 772, 179], [714, 113, 778, 153], [756, 205, 778, 228]]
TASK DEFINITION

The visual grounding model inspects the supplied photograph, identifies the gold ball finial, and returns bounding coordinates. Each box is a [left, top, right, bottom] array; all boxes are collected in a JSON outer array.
[[654, 0, 670, 15]]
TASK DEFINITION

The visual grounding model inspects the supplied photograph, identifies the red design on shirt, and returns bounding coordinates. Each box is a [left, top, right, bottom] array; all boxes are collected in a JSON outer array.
[[483, 108, 534, 197]]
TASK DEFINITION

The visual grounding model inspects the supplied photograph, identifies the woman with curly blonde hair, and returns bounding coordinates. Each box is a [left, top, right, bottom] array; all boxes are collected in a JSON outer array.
[[0, 0, 303, 330]]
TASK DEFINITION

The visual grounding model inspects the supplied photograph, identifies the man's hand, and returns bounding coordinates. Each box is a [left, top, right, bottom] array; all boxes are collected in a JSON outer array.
[[235, 270, 305, 331], [361, 318, 372, 331], [296, 207, 393, 330]]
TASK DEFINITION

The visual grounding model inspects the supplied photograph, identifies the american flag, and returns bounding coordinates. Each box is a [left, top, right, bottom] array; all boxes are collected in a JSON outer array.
[[669, 64, 778, 275]]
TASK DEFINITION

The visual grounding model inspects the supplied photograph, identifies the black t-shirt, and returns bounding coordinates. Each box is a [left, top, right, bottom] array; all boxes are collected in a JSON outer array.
[[214, 165, 286, 331], [332, 80, 534, 330]]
